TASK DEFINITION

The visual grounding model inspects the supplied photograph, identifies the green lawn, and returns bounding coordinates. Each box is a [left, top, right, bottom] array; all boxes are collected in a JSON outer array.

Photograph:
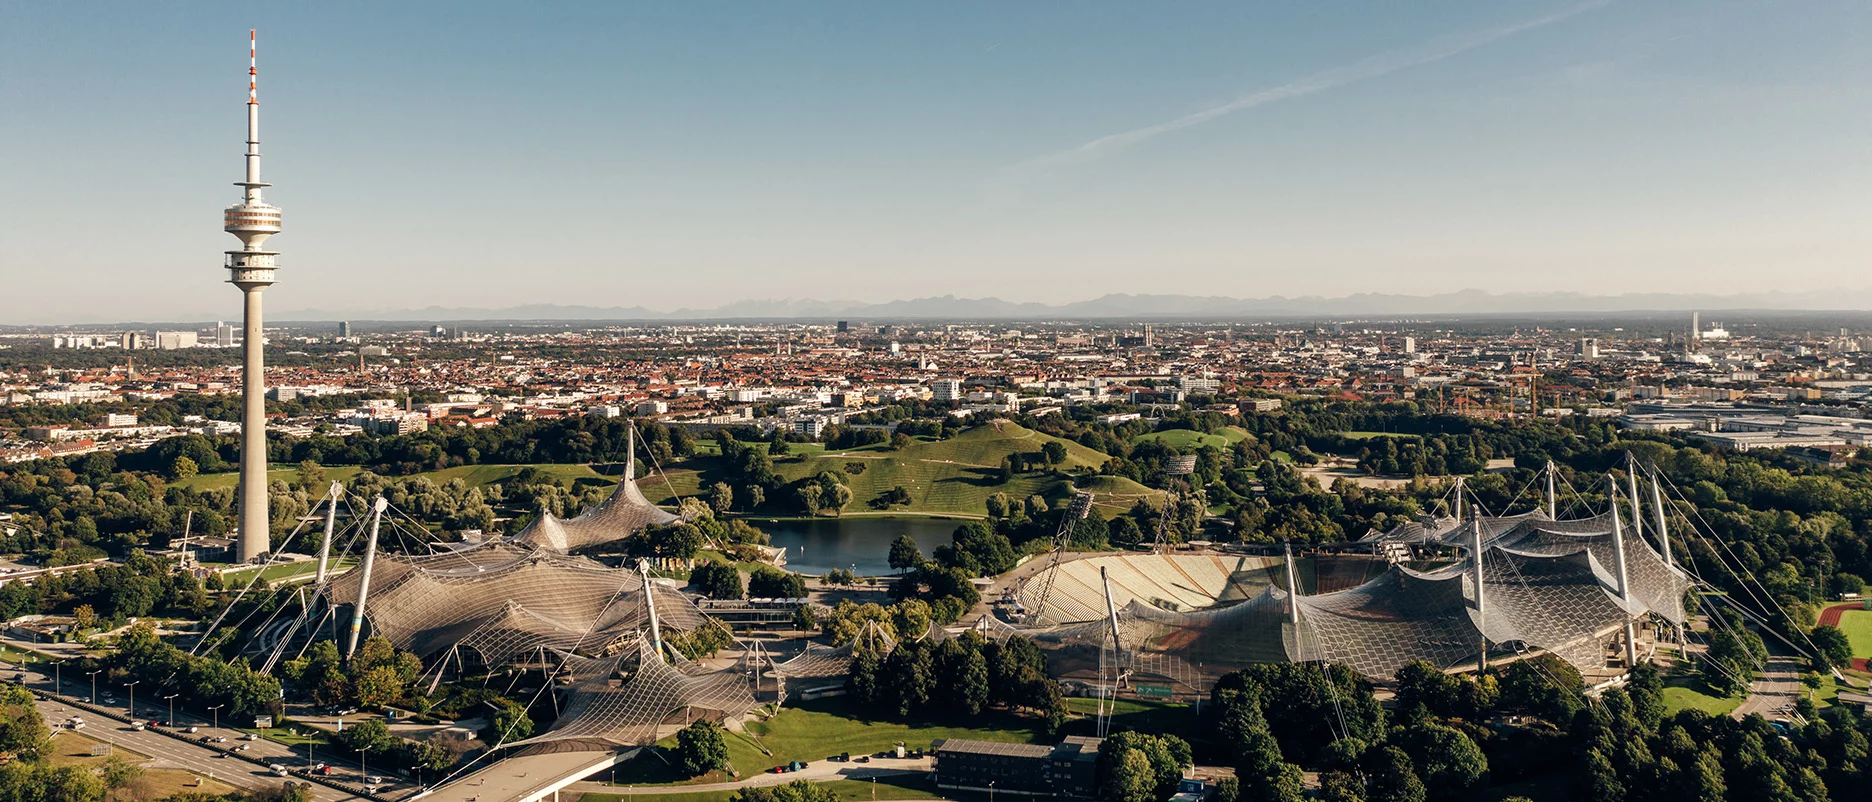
[[612, 697, 1045, 786], [1834, 609, 1872, 658], [1060, 698, 1196, 739], [1661, 678, 1743, 717], [218, 558, 358, 584], [580, 777, 944, 802]]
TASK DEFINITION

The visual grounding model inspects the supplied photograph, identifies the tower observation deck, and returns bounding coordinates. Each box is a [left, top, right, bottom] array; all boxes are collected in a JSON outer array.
[[227, 30, 280, 562]]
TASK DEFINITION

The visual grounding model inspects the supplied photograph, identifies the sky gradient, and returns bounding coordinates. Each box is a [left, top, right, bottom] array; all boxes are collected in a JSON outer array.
[[3, 1, 1870, 323]]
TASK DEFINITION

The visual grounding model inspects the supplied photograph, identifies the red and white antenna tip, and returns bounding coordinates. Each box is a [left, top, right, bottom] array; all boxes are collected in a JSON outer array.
[[248, 29, 258, 104]]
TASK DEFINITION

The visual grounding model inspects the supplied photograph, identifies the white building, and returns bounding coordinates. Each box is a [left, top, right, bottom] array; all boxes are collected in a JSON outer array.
[[932, 379, 963, 402], [155, 331, 199, 350]]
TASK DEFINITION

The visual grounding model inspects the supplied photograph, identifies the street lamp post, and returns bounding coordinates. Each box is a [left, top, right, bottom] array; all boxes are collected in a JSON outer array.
[[163, 693, 178, 727], [86, 670, 100, 704], [125, 680, 139, 721], [209, 704, 223, 733], [51, 660, 61, 694]]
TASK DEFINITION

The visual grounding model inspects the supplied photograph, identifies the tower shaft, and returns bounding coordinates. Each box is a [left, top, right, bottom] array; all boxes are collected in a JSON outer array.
[[226, 29, 282, 562]]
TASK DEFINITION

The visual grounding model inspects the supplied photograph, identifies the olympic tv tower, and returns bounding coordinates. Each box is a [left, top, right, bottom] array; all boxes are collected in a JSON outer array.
[[224, 30, 281, 562]]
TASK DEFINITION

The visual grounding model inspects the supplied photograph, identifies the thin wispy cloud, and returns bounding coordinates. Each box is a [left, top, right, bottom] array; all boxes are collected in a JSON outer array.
[[1002, 0, 1612, 182]]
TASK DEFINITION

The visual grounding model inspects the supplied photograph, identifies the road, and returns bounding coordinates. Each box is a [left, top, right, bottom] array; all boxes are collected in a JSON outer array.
[[1733, 652, 1804, 720], [4, 652, 417, 800], [33, 696, 370, 801]]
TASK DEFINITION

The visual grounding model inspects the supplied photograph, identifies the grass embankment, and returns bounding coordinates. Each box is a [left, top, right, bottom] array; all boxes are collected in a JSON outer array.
[[610, 697, 1045, 786], [48, 732, 235, 797]]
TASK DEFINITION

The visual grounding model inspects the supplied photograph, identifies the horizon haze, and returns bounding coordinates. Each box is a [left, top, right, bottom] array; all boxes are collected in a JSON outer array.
[[4, 1, 1871, 323]]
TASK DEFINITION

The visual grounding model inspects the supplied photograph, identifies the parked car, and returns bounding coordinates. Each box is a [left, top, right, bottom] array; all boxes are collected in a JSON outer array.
[[270, 765, 290, 776]]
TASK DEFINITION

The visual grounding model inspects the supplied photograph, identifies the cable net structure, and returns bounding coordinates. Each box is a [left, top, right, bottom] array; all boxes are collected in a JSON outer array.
[[514, 641, 759, 750], [512, 438, 679, 554], [319, 541, 706, 663], [998, 502, 1694, 692]]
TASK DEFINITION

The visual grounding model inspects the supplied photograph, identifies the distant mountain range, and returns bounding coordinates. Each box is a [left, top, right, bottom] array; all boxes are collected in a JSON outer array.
[[265, 289, 1872, 323]]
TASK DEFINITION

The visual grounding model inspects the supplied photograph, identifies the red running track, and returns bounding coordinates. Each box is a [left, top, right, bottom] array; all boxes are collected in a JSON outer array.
[[1818, 602, 1869, 672]]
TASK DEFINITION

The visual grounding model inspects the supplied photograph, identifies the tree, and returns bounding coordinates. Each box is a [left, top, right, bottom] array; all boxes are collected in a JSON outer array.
[[706, 482, 735, 515], [72, 603, 97, 631], [99, 754, 142, 800], [1367, 747, 1425, 802], [734, 779, 839, 802], [485, 698, 534, 744], [1100, 747, 1157, 802], [749, 567, 807, 599], [675, 720, 731, 777], [0, 684, 49, 759], [169, 455, 198, 481], [795, 484, 824, 515], [1397, 721, 1485, 798], [1811, 624, 1852, 669], [690, 563, 744, 600], [337, 718, 394, 755], [888, 535, 923, 572], [353, 665, 405, 708], [1043, 440, 1069, 465]]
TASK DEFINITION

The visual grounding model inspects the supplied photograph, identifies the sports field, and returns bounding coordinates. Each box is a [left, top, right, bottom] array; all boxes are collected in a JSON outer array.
[[1830, 607, 1872, 659]]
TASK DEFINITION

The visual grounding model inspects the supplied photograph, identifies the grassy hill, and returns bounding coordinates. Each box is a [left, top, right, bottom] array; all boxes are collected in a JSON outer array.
[[644, 420, 1115, 517], [1131, 426, 1253, 450], [176, 421, 1127, 519], [1073, 474, 1167, 515]]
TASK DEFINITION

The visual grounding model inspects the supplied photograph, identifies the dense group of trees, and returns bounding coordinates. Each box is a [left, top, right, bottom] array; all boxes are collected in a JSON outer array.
[[846, 631, 1067, 731]]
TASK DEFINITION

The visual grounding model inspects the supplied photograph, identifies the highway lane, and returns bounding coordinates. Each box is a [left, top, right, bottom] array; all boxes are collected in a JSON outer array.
[[35, 697, 369, 801], [5, 654, 406, 801]]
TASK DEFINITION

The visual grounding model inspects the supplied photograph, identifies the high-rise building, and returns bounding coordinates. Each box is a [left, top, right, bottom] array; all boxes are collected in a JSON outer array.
[[1403, 336, 1416, 355], [932, 378, 962, 402], [223, 30, 284, 562], [155, 331, 200, 350], [120, 331, 142, 350], [337, 321, 351, 338], [215, 321, 236, 347]]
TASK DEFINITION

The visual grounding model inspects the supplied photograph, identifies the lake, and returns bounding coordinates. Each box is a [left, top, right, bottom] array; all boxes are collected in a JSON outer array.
[[752, 516, 967, 576]]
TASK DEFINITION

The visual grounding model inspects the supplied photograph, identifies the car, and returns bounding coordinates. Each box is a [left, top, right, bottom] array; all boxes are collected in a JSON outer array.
[[213, 736, 228, 743], [270, 765, 290, 776], [365, 776, 385, 785], [69, 721, 85, 730], [233, 744, 250, 752], [315, 766, 333, 776], [244, 732, 260, 741], [770, 766, 787, 774], [130, 723, 145, 731], [855, 756, 870, 764], [185, 726, 199, 733]]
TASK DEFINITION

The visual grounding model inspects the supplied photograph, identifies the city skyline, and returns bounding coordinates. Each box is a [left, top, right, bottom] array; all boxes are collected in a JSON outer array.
[[5, 1, 1872, 323]]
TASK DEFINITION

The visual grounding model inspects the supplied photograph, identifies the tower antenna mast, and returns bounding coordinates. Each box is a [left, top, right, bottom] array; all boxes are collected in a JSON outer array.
[[225, 29, 284, 562]]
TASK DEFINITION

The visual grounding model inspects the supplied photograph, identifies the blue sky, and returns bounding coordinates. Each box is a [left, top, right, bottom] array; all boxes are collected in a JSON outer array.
[[3, 1, 1870, 322]]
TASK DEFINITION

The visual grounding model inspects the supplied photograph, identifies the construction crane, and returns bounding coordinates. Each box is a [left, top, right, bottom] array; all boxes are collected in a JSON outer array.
[[1024, 492, 1095, 624]]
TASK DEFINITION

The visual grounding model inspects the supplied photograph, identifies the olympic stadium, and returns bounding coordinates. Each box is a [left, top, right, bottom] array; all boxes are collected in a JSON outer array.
[[988, 474, 1695, 693]]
